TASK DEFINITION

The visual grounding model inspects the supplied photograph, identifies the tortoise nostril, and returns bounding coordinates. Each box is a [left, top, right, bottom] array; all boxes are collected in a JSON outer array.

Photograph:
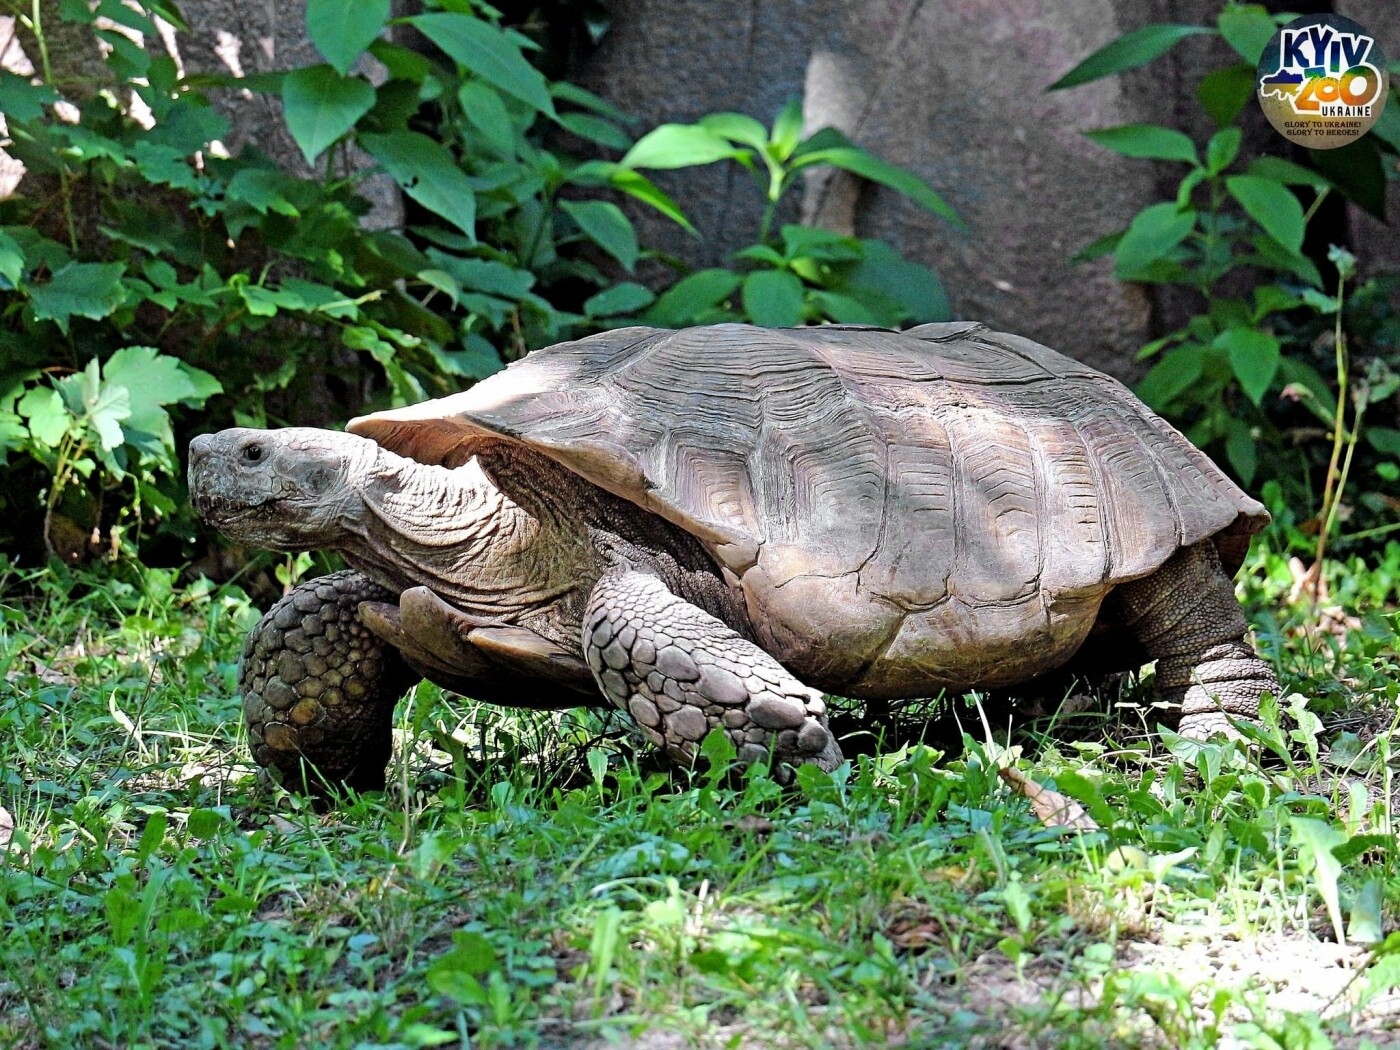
[[188, 434, 214, 467]]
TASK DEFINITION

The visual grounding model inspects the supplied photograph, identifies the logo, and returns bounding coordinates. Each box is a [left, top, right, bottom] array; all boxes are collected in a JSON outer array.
[[1256, 14, 1388, 149]]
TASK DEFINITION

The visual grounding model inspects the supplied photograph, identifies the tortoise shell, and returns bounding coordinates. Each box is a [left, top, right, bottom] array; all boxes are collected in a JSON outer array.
[[349, 323, 1267, 698]]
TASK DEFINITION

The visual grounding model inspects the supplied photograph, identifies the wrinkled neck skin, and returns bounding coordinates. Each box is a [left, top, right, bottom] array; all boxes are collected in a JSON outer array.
[[337, 446, 591, 620]]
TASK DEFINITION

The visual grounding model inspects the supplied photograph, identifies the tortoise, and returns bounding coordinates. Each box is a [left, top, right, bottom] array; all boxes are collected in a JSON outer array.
[[188, 322, 1278, 793]]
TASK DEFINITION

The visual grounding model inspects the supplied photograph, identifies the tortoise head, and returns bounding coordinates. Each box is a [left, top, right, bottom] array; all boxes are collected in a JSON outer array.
[[188, 427, 375, 550]]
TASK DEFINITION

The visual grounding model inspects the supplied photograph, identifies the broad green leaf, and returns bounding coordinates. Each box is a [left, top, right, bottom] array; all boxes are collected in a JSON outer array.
[[1226, 175, 1304, 253], [550, 81, 631, 124], [458, 81, 517, 158], [1217, 5, 1276, 64], [1308, 139, 1386, 221], [792, 146, 962, 226], [1135, 344, 1206, 407], [225, 169, 300, 215], [741, 269, 804, 326], [104, 346, 218, 450], [1224, 419, 1257, 486], [306, 0, 390, 75], [1215, 328, 1280, 405], [808, 290, 877, 324], [1048, 24, 1211, 90], [1291, 817, 1348, 945], [362, 131, 476, 240], [845, 239, 949, 323], [606, 168, 694, 232], [1070, 229, 1125, 264], [425, 252, 534, 298], [16, 386, 70, 446], [769, 98, 804, 160], [1197, 63, 1256, 126], [622, 124, 749, 169], [0, 230, 23, 288], [1113, 202, 1196, 280], [644, 269, 742, 326], [26, 262, 127, 333], [556, 112, 631, 151], [584, 282, 654, 317], [0, 71, 60, 122], [559, 200, 638, 271], [411, 13, 555, 115], [1204, 128, 1241, 175], [1084, 124, 1198, 164], [699, 112, 769, 150], [282, 65, 375, 165], [58, 361, 129, 452]]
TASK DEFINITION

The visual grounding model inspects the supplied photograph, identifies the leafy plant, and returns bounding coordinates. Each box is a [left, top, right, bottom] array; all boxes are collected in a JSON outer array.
[[1052, 3, 1400, 549], [620, 101, 957, 327], [0, 1, 962, 565]]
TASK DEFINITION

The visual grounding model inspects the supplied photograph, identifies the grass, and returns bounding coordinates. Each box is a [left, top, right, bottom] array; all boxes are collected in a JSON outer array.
[[0, 530, 1397, 1049]]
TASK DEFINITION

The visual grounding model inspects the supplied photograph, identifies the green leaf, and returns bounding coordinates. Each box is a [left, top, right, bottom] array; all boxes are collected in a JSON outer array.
[[26, 262, 127, 333], [791, 146, 962, 227], [644, 269, 742, 326], [559, 200, 638, 271], [622, 124, 749, 169], [0, 230, 24, 288], [741, 270, 805, 326], [1225, 421, 1255, 484], [1197, 62, 1256, 126], [550, 81, 631, 124], [1308, 139, 1386, 221], [1048, 24, 1211, 90], [698, 112, 769, 150], [306, 0, 390, 75], [606, 168, 694, 233], [0, 71, 60, 123], [411, 13, 555, 116], [769, 98, 804, 160], [1204, 128, 1241, 175], [1113, 202, 1196, 280], [1226, 175, 1304, 254], [1070, 229, 1125, 264], [584, 282, 654, 317], [1291, 817, 1348, 945], [458, 81, 517, 158], [556, 112, 630, 151], [845, 240, 949, 323], [1217, 5, 1276, 64], [1083, 124, 1198, 164], [1249, 156, 1323, 186], [103, 346, 218, 452], [1135, 344, 1205, 407], [1215, 328, 1280, 405], [362, 131, 476, 240], [281, 66, 375, 165], [16, 386, 71, 446]]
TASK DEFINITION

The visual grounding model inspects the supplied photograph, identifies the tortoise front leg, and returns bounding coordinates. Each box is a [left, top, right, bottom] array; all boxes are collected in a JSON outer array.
[[241, 570, 415, 794], [1112, 541, 1277, 739], [583, 567, 843, 773]]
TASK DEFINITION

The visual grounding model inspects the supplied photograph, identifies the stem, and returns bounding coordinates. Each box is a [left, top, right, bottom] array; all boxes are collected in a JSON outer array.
[[24, 0, 78, 251], [1309, 270, 1349, 605], [1302, 186, 1331, 226]]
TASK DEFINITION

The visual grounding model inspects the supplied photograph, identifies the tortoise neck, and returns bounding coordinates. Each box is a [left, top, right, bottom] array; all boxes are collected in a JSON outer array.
[[337, 446, 589, 618]]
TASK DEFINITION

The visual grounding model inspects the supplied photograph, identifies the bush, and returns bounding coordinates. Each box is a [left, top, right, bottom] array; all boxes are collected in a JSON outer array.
[[0, 0, 958, 566], [1054, 3, 1400, 558]]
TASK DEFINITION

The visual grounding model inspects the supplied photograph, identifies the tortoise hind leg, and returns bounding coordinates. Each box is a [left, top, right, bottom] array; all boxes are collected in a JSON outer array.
[[241, 570, 416, 794], [1111, 541, 1277, 739], [583, 566, 843, 774]]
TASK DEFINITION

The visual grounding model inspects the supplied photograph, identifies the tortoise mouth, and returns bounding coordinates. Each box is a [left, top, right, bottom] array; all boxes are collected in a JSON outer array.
[[190, 491, 278, 529]]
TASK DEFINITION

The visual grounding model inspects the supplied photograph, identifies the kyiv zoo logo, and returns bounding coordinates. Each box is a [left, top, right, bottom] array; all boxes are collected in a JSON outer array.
[[1256, 14, 1388, 149]]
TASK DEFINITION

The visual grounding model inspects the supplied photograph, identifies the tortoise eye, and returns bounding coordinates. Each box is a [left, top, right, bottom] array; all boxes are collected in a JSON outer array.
[[244, 444, 263, 463]]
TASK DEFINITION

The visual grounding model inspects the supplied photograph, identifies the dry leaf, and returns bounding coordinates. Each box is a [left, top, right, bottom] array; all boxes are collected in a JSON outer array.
[[0, 806, 12, 848], [998, 767, 1099, 831]]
